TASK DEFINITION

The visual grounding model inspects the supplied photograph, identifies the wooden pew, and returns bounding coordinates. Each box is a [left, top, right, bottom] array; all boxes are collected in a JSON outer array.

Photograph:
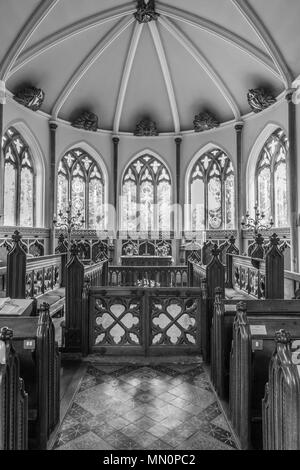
[[188, 244, 225, 362], [6, 231, 65, 317], [0, 327, 28, 450], [0, 303, 60, 449], [262, 329, 300, 450], [63, 243, 108, 355], [229, 303, 300, 449], [226, 233, 284, 300]]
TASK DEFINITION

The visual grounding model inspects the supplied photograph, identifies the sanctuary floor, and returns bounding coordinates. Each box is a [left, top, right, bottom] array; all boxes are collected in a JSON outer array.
[[53, 360, 238, 451]]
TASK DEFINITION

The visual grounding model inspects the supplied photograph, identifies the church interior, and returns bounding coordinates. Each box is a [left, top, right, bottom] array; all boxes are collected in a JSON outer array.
[[1, 0, 300, 452]]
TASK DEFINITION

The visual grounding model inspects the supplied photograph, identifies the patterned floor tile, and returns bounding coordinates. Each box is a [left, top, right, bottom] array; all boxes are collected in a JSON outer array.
[[54, 362, 237, 451]]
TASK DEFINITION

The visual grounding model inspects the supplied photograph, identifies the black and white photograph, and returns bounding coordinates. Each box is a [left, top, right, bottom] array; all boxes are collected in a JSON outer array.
[[0, 0, 300, 456]]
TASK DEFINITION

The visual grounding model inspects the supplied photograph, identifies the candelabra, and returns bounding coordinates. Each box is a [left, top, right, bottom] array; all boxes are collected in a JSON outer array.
[[241, 202, 274, 236], [53, 200, 85, 261]]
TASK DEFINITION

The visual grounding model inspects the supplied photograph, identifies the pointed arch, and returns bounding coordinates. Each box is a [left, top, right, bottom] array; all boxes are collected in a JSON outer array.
[[185, 143, 236, 231], [56, 142, 108, 230], [120, 149, 173, 232], [3, 120, 46, 227], [246, 123, 289, 227]]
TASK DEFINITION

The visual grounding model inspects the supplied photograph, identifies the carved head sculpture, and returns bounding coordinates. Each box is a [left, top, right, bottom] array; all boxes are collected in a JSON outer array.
[[134, 118, 159, 136], [247, 88, 276, 113], [72, 111, 99, 132], [13, 86, 45, 111], [193, 112, 220, 132]]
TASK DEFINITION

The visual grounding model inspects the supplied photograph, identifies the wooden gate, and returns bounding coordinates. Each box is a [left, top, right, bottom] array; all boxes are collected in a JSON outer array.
[[86, 287, 202, 356]]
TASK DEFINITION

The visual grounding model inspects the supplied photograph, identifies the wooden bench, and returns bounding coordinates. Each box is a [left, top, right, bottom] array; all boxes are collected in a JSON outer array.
[[0, 327, 28, 450], [229, 303, 300, 449], [0, 303, 60, 449], [6, 231, 65, 317], [262, 329, 300, 450]]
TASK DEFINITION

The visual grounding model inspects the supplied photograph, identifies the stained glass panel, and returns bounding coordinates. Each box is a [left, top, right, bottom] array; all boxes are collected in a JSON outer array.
[[122, 180, 137, 231], [4, 163, 16, 226], [274, 162, 288, 227], [208, 177, 222, 229], [89, 179, 104, 230], [20, 168, 34, 227], [158, 181, 171, 231], [191, 179, 205, 230], [225, 175, 235, 229], [71, 176, 85, 226], [258, 168, 271, 222], [57, 174, 68, 222], [140, 181, 154, 231]]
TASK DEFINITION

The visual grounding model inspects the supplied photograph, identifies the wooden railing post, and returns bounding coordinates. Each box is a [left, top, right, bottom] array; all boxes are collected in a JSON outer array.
[[82, 277, 90, 357], [64, 243, 84, 352], [55, 233, 68, 287], [211, 287, 225, 397], [6, 231, 26, 298], [265, 234, 284, 299]]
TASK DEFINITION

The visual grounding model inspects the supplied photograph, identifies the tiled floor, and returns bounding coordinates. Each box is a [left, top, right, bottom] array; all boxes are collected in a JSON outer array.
[[53, 363, 237, 451]]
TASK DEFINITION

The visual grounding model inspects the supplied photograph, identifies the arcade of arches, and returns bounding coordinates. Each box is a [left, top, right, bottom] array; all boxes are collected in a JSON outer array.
[[1, 0, 300, 453]]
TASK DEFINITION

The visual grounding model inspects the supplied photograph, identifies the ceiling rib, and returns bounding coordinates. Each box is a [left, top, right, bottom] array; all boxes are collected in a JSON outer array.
[[113, 22, 144, 134], [160, 17, 240, 120], [0, 0, 60, 81], [157, 3, 282, 81], [149, 22, 180, 133], [231, 0, 292, 87], [52, 17, 134, 119], [9, 3, 136, 79]]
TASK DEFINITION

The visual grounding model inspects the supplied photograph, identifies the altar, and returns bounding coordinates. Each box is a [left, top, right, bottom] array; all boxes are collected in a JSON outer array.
[[120, 255, 173, 266]]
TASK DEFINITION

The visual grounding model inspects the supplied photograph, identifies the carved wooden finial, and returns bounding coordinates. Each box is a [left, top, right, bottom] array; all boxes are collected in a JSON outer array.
[[269, 233, 280, 247], [70, 242, 80, 257], [211, 243, 221, 258], [275, 329, 292, 345], [229, 235, 236, 246], [12, 230, 22, 243], [254, 233, 264, 245], [0, 327, 13, 342], [237, 301, 247, 312]]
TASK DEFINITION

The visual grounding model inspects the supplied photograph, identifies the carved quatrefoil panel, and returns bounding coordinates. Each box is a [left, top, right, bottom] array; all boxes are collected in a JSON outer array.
[[94, 297, 141, 347], [151, 297, 198, 346]]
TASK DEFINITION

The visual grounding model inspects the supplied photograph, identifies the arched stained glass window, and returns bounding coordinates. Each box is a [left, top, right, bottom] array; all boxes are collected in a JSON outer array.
[[2, 127, 35, 227], [256, 129, 288, 227], [57, 149, 105, 230], [122, 155, 172, 232], [189, 149, 235, 230]]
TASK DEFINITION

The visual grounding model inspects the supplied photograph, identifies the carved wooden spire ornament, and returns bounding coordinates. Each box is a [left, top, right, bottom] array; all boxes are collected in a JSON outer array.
[[134, 0, 160, 24]]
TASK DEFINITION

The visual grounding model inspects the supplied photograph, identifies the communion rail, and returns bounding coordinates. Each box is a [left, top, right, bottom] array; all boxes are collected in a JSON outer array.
[[108, 265, 188, 287], [83, 286, 202, 356]]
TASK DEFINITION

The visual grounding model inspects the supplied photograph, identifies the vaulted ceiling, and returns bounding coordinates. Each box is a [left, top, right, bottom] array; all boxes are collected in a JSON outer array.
[[1, 0, 300, 134]]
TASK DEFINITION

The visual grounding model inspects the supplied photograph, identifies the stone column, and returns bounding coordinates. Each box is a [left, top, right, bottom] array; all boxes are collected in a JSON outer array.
[[112, 136, 119, 263], [49, 121, 58, 254], [0, 81, 6, 225], [286, 89, 298, 271], [175, 137, 182, 264], [235, 122, 244, 252]]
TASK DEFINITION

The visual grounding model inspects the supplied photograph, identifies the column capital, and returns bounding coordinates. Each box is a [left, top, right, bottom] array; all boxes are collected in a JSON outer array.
[[49, 120, 58, 131], [285, 87, 297, 103], [175, 135, 182, 144], [235, 121, 244, 133], [112, 135, 120, 144]]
